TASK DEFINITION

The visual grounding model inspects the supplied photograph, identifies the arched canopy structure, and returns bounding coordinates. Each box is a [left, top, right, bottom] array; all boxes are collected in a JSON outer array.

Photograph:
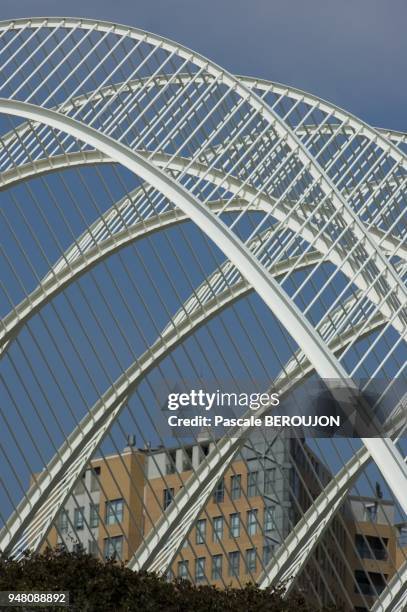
[[0, 17, 405, 611]]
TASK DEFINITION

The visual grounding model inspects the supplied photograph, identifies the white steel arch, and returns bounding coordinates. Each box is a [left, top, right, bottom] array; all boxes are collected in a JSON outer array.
[[1, 152, 406, 357], [0, 19, 405, 609], [0, 109, 396, 554], [0, 18, 404, 319], [0, 276, 388, 557], [0, 53, 405, 525], [1, 72, 405, 170]]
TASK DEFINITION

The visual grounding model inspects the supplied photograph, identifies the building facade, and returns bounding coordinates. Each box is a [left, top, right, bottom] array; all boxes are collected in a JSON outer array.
[[46, 434, 405, 610]]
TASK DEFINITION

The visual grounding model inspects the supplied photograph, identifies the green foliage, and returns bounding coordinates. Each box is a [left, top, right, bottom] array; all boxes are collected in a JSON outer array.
[[0, 548, 337, 611]]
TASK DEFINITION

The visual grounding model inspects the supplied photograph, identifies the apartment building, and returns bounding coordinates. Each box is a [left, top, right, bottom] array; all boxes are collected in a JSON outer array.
[[143, 432, 348, 609], [46, 445, 145, 562], [46, 434, 406, 611]]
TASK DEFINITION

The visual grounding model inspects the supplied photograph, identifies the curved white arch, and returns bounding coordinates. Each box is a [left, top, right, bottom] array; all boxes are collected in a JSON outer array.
[[1, 70, 405, 171], [1, 148, 406, 354], [0, 283, 388, 559], [0, 19, 405, 608], [1, 150, 404, 260], [0, 19, 404, 328], [0, 97, 406, 519]]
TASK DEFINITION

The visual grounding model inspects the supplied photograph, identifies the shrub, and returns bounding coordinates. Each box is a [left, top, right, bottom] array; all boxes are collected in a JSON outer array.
[[0, 548, 337, 611]]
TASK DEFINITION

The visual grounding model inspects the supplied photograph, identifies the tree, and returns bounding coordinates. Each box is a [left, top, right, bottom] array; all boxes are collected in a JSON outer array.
[[0, 548, 337, 611]]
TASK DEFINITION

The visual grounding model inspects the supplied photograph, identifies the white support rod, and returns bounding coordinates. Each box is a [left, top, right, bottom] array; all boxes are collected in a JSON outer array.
[[0, 102, 405, 519]]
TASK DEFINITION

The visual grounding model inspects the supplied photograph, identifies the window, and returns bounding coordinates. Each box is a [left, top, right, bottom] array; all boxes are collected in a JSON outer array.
[[105, 499, 124, 525], [163, 488, 174, 509], [166, 451, 176, 475], [355, 534, 387, 560], [229, 513, 240, 538], [264, 506, 275, 534], [364, 503, 378, 523], [354, 570, 387, 596], [246, 548, 256, 573], [212, 554, 222, 580], [248, 471, 259, 497], [88, 539, 98, 557], [213, 478, 224, 503], [247, 509, 258, 536], [90, 467, 101, 492], [264, 468, 275, 495], [195, 557, 206, 582], [196, 519, 206, 545], [74, 475, 85, 495], [89, 503, 99, 528], [228, 551, 240, 577], [231, 474, 241, 500], [74, 507, 85, 530], [213, 516, 224, 542], [58, 509, 69, 533], [263, 544, 273, 566], [103, 535, 123, 560], [178, 560, 189, 579]]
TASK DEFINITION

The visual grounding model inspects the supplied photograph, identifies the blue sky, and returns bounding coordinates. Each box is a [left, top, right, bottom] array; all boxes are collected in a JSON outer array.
[[0, 0, 406, 130], [0, 0, 405, 528]]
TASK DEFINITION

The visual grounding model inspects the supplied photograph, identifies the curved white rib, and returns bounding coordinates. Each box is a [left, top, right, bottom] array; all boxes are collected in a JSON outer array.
[[1, 97, 406, 521], [0, 19, 405, 329], [1, 151, 404, 260], [1, 149, 406, 355], [0, 240, 322, 554], [1, 70, 405, 171]]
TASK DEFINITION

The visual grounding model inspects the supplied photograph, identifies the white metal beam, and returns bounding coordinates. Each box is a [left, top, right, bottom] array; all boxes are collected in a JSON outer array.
[[1, 149, 405, 355], [0, 97, 405, 534]]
